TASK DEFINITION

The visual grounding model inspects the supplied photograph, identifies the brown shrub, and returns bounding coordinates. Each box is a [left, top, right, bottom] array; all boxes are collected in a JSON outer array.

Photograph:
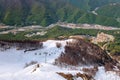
[[57, 72, 73, 80], [0, 40, 43, 50], [76, 73, 94, 80], [82, 66, 98, 76], [55, 39, 116, 67], [56, 42, 62, 48], [57, 72, 95, 80], [24, 61, 38, 68], [104, 62, 115, 71]]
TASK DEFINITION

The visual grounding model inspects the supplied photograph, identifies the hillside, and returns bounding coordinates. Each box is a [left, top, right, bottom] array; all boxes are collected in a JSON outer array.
[[0, 0, 120, 27], [77, 13, 120, 27], [96, 3, 120, 22], [55, 39, 116, 66], [0, 0, 85, 26], [0, 39, 120, 80], [69, 0, 120, 11]]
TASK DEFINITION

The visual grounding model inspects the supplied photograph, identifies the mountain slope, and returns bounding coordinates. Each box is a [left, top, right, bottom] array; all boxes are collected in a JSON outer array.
[[0, 39, 120, 80], [77, 13, 120, 27], [68, 0, 120, 11], [0, 0, 120, 27], [96, 3, 120, 21], [0, 0, 85, 26]]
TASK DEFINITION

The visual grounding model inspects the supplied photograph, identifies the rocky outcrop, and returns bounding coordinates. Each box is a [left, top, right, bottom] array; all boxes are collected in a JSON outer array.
[[91, 32, 114, 44]]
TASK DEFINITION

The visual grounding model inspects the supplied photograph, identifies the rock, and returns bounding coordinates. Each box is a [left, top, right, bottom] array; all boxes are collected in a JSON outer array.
[[91, 32, 114, 44]]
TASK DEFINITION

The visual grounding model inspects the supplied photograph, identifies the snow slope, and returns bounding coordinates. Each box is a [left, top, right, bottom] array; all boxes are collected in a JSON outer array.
[[0, 39, 120, 80]]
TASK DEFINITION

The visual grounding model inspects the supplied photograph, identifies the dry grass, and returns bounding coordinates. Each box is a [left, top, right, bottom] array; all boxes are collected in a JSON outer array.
[[57, 72, 95, 80], [57, 72, 73, 80]]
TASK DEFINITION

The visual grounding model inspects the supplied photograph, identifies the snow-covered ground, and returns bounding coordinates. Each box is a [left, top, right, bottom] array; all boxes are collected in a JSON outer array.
[[0, 39, 120, 80]]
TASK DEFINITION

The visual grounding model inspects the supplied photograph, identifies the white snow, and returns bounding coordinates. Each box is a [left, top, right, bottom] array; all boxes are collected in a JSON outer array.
[[0, 39, 120, 80], [77, 77, 83, 80], [95, 67, 120, 80]]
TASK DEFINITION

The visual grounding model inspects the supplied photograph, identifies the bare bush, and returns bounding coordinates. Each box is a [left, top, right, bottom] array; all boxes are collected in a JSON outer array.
[[104, 62, 115, 71], [82, 66, 98, 76], [56, 42, 62, 48], [0, 40, 43, 50], [76, 73, 94, 80], [55, 39, 117, 68], [24, 61, 38, 68], [57, 72, 94, 80], [57, 72, 73, 80]]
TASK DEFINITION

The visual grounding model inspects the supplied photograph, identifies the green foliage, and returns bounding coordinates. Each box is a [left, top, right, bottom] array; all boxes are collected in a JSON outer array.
[[43, 26, 120, 55], [31, 26, 101, 40], [68, 0, 90, 11], [26, 2, 45, 25], [3, 9, 23, 26], [108, 42, 120, 55], [0, 28, 13, 32], [77, 13, 96, 24], [98, 30, 120, 55], [97, 3, 120, 18], [77, 13, 120, 27], [0, 0, 120, 27], [0, 31, 30, 41], [69, 0, 120, 11]]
